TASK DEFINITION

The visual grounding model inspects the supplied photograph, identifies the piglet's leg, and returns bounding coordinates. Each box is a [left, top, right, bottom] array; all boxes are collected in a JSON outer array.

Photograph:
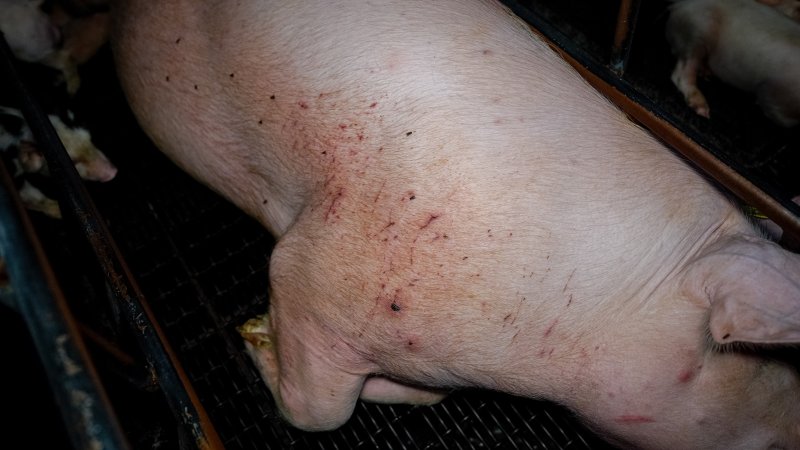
[[18, 181, 62, 219], [239, 313, 366, 431], [671, 56, 711, 119], [361, 376, 447, 405]]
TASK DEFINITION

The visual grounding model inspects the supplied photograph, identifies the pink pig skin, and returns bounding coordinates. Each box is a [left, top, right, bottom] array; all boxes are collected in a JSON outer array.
[[111, 0, 800, 447]]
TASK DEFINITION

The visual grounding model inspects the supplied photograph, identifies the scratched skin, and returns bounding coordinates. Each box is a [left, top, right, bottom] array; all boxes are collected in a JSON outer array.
[[112, 0, 800, 448]]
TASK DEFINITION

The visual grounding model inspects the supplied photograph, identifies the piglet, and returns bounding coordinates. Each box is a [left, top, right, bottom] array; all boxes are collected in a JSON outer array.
[[666, 0, 800, 126], [0, 0, 61, 63], [1, 106, 116, 218], [758, 0, 800, 20], [0, 0, 110, 95], [113, 0, 800, 448]]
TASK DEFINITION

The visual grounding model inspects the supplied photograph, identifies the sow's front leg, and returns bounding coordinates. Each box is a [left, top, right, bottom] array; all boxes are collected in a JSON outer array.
[[238, 227, 443, 431]]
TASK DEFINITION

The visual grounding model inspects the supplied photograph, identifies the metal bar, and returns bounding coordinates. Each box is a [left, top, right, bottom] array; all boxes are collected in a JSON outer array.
[[0, 257, 14, 310], [501, 1, 800, 248], [0, 158, 130, 450], [610, 0, 641, 75], [0, 32, 225, 449]]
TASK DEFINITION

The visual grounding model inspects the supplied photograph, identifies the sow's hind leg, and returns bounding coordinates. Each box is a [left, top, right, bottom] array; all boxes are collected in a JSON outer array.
[[237, 226, 444, 431], [238, 309, 367, 431], [238, 316, 446, 430], [239, 314, 447, 429]]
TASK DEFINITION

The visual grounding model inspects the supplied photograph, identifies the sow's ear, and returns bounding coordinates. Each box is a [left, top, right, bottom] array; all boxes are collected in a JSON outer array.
[[682, 235, 800, 345]]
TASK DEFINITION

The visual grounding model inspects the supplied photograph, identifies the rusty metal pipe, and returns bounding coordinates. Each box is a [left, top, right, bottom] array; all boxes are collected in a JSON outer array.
[[610, 0, 641, 75], [0, 31, 225, 449], [0, 157, 130, 450]]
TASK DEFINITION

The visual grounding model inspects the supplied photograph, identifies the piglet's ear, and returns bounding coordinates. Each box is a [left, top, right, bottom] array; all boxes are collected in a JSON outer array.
[[683, 235, 800, 345]]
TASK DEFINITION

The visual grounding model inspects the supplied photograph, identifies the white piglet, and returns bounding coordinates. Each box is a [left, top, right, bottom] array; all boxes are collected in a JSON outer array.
[[113, 0, 800, 448], [0, 106, 117, 218], [0, 0, 60, 63], [666, 0, 800, 126]]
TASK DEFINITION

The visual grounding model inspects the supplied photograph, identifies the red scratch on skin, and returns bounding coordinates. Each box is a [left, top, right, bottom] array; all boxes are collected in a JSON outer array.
[[325, 188, 344, 222], [543, 318, 558, 338], [370, 102, 378, 108], [419, 214, 440, 229], [563, 269, 576, 293], [298, 101, 309, 109], [373, 180, 387, 203], [615, 415, 656, 424]]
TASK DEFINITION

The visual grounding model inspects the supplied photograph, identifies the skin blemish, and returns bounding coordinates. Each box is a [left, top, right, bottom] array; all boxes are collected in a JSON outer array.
[[615, 415, 656, 424], [270, 95, 276, 100], [462, 256, 468, 260], [258, 119, 263, 125], [262, 199, 268, 205], [406, 131, 413, 136], [543, 318, 558, 338], [229, 72, 235, 78], [165, 75, 170, 82], [324, 188, 345, 222], [370, 102, 378, 108], [339, 124, 348, 130], [194, 84, 198, 90], [678, 369, 695, 383], [563, 269, 576, 293], [482, 49, 492, 55], [175, 37, 182, 44], [391, 302, 401, 312], [419, 214, 440, 230], [298, 101, 309, 109]]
